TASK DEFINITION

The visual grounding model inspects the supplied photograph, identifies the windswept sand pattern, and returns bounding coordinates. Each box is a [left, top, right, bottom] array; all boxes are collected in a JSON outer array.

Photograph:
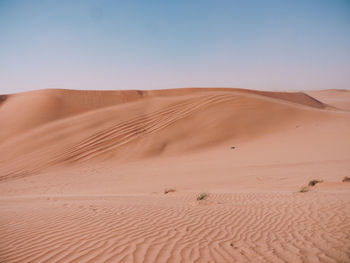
[[55, 94, 245, 162], [1, 192, 349, 263], [0, 94, 238, 181]]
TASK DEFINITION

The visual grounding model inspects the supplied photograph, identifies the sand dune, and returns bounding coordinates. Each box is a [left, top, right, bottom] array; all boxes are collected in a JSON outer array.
[[0, 88, 336, 181], [306, 89, 350, 111], [0, 88, 349, 262]]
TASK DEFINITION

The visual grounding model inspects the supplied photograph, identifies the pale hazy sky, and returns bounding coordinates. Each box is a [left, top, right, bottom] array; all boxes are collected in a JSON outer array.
[[0, 0, 349, 94]]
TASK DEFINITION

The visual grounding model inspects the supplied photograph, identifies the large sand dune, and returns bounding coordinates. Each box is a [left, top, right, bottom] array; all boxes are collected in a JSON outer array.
[[0, 88, 349, 262]]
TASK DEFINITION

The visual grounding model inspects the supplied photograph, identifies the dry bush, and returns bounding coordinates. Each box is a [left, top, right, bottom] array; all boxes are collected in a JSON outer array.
[[308, 179, 323, 187], [342, 176, 350, 182], [164, 188, 176, 194], [197, 193, 208, 200], [299, 186, 309, 193]]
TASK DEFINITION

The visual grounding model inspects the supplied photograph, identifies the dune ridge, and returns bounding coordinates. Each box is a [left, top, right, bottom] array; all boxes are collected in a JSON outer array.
[[307, 89, 350, 111], [0, 88, 327, 141]]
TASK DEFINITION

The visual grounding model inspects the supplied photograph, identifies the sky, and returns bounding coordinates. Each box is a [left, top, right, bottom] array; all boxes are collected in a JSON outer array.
[[0, 0, 349, 94]]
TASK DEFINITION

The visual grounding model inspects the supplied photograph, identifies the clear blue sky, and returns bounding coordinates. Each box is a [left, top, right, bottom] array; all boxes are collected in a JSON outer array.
[[0, 0, 349, 94]]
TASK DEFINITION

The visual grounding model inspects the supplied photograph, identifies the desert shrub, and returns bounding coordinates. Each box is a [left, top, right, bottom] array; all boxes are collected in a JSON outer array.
[[308, 179, 323, 187], [197, 193, 208, 200], [164, 188, 176, 194], [299, 186, 309, 193], [342, 176, 350, 182]]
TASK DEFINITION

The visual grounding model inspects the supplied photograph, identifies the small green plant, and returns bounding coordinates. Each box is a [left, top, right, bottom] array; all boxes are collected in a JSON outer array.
[[197, 193, 208, 201], [308, 179, 323, 187], [164, 188, 176, 194], [299, 186, 309, 193]]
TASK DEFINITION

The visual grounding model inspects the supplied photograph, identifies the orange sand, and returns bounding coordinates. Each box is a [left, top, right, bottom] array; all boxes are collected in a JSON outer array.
[[0, 88, 349, 262]]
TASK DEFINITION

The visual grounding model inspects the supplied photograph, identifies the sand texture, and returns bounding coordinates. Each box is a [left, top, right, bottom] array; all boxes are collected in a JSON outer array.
[[0, 88, 349, 262]]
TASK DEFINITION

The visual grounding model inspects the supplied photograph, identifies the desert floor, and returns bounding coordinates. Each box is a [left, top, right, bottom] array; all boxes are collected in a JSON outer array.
[[0, 88, 349, 262]]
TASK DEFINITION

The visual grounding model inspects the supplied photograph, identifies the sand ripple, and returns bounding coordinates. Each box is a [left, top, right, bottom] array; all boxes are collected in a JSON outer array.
[[1, 192, 349, 263]]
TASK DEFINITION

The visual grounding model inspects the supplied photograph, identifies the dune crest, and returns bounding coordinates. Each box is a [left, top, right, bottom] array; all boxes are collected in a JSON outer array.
[[0, 88, 326, 141]]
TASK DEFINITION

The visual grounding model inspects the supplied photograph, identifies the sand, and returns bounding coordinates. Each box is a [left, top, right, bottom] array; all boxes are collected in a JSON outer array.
[[0, 88, 349, 262]]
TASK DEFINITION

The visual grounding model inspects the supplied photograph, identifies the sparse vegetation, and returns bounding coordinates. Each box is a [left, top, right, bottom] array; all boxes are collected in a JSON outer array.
[[197, 193, 208, 201], [164, 188, 176, 194], [308, 179, 323, 187], [342, 176, 350, 182], [299, 186, 309, 193], [299, 179, 323, 193]]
